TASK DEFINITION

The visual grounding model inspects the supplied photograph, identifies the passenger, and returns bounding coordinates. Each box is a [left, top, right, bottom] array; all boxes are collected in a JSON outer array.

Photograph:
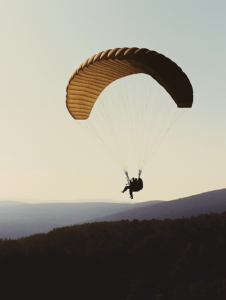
[[122, 177, 143, 199]]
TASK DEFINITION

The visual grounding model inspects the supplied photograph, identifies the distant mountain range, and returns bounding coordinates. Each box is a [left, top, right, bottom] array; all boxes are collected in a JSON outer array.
[[0, 197, 133, 204], [0, 200, 160, 239], [0, 189, 226, 239], [86, 188, 226, 223]]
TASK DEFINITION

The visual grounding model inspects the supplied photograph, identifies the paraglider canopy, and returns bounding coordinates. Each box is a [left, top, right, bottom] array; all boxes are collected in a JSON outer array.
[[66, 47, 193, 120], [66, 47, 193, 176]]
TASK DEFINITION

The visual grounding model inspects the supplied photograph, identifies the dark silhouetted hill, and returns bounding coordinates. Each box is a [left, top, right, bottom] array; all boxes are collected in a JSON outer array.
[[0, 213, 226, 299], [86, 188, 226, 223]]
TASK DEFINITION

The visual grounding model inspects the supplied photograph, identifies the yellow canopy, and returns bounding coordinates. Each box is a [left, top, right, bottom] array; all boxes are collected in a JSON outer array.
[[66, 47, 193, 120]]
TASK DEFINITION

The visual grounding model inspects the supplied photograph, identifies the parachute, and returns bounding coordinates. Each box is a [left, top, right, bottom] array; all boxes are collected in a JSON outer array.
[[66, 47, 193, 178]]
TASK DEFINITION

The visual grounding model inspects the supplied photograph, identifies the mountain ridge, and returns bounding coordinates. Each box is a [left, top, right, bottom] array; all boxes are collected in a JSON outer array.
[[0, 197, 140, 204], [1, 188, 226, 239], [0, 200, 160, 239], [84, 188, 226, 223]]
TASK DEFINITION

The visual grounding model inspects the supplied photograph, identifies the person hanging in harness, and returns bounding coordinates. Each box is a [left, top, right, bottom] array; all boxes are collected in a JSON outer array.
[[121, 170, 143, 199]]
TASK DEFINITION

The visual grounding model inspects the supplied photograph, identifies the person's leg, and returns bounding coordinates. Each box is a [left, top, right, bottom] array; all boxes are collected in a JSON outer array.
[[122, 186, 130, 193], [129, 189, 133, 199]]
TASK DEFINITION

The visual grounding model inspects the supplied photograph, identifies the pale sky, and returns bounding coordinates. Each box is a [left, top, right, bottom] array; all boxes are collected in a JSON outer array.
[[0, 0, 226, 202]]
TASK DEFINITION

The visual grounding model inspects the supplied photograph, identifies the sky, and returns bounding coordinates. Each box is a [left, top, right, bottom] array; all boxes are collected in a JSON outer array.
[[0, 0, 226, 202]]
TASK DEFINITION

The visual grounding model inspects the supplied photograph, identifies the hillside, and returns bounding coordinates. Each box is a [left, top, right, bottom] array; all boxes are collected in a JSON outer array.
[[86, 188, 226, 223], [0, 212, 226, 299], [1, 188, 226, 239], [0, 200, 161, 239]]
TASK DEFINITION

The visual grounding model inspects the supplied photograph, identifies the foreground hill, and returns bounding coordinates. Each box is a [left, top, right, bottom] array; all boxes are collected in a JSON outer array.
[[86, 188, 226, 223], [0, 200, 160, 239], [0, 212, 226, 299]]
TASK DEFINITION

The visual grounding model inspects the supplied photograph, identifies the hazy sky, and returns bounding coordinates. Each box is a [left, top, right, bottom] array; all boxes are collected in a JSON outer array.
[[0, 0, 226, 202]]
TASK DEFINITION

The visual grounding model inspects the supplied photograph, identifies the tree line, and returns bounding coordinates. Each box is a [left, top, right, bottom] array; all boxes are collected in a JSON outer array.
[[0, 212, 226, 299]]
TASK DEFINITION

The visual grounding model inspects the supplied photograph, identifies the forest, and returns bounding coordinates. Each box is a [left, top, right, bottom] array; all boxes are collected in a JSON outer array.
[[0, 212, 226, 300]]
